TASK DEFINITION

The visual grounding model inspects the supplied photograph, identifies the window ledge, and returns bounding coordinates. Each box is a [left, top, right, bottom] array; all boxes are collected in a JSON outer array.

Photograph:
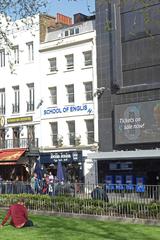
[[64, 69, 74, 73], [81, 65, 93, 70], [25, 61, 34, 65], [47, 71, 58, 76], [117, 82, 160, 94], [47, 104, 57, 107]]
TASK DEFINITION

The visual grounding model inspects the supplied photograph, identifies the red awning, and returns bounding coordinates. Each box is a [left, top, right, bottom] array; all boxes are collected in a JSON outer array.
[[0, 149, 26, 165]]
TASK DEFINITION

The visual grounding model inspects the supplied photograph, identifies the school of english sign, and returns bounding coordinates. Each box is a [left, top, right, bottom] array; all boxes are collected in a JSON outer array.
[[41, 103, 94, 119]]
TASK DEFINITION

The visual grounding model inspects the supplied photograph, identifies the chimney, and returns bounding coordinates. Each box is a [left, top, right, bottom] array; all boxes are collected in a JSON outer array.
[[56, 13, 72, 26], [39, 15, 57, 42]]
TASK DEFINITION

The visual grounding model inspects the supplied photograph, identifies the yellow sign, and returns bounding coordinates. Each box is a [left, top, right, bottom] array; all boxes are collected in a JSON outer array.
[[0, 116, 5, 127], [7, 116, 33, 124]]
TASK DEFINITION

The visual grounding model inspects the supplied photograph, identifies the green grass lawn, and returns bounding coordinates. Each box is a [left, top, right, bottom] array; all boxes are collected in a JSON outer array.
[[0, 211, 160, 240]]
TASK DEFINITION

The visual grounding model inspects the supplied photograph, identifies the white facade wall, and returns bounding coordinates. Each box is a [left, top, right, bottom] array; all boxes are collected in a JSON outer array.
[[0, 15, 98, 184], [39, 21, 97, 149], [39, 20, 98, 184], [0, 15, 41, 142]]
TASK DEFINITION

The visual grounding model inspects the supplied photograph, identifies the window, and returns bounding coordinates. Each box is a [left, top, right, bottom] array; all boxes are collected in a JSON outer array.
[[26, 41, 34, 62], [0, 89, 5, 115], [66, 84, 74, 103], [12, 86, 20, 113], [13, 45, 19, 64], [49, 87, 57, 105], [75, 28, 79, 34], [67, 121, 75, 145], [48, 57, 57, 72], [0, 129, 5, 148], [0, 49, 5, 67], [84, 82, 93, 101], [70, 28, 74, 35], [27, 83, 34, 112], [65, 54, 74, 70], [83, 50, 92, 66], [13, 127, 20, 147], [64, 28, 79, 37], [85, 119, 94, 144], [27, 125, 35, 147], [65, 30, 69, 36], [50, 122, 58, 146]]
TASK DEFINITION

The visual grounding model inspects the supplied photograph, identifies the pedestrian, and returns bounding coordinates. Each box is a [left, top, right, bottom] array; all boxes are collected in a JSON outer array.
[[48, 172, 54, 196], [31, 173, 40, 194], [0, 175, 3, 194], [0, 198, 33, 228], [91, 185, 109, 202]]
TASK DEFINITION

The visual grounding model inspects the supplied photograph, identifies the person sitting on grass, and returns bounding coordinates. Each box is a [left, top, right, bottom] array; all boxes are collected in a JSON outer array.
[[0, 198, 33, 228]]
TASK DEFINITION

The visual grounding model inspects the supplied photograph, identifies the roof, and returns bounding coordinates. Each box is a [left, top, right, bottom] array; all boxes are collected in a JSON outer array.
[[88, 149, 160, 161]]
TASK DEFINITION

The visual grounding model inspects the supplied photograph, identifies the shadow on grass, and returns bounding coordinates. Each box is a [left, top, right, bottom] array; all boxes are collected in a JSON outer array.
[[0, 211, 160, 240], [31, 214, 160, 240]]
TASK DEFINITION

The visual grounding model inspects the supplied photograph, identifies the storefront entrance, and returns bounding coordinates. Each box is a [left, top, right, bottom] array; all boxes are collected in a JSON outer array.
[[97, 158, 160, 185], [40, 151, 84, 183]]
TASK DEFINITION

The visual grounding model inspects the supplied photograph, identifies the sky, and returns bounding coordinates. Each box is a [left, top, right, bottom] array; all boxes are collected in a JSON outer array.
[[46, 0, 95, 19]]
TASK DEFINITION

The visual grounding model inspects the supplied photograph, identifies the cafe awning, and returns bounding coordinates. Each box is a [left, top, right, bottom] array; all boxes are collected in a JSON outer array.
[[0, 149, 26, 165]]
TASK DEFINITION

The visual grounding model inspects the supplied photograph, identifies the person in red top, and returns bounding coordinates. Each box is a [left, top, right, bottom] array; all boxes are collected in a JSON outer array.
[[0, 198, 33, 228]]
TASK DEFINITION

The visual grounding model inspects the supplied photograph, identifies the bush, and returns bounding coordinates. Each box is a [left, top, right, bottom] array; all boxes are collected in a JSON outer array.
[[1, 194, 160, 219]]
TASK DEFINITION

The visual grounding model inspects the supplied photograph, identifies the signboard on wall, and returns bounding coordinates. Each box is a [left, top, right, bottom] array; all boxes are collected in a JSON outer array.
[[40, 151, 82, 164], [7, 116, 33, 124], [41, 103, 94, 119], [114, 100, 160, 144]]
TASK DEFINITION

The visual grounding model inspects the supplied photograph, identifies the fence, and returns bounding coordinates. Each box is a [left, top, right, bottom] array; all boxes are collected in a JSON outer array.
[[0, 182, 160, 220]]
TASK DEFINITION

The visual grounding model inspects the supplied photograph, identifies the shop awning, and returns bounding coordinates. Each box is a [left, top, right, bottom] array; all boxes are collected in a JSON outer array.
[[0, 149, 26, 165], [88, 149, 160, 161]]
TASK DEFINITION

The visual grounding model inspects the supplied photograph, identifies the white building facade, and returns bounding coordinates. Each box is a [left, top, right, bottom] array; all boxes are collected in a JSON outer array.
[[39, 18, 98, 184], [0, 14, 59, 180]]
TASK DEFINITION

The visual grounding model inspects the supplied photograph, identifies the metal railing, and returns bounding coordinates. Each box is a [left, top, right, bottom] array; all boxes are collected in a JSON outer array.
[[1, 183, 160, 220], [0, 138, 39, 149]]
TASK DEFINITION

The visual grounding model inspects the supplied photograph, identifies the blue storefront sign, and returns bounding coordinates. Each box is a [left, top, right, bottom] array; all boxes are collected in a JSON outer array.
[[40, 151, 82, 164], [126, 175, 134, 190], [136, 177, 145, 192], [105, 175, 114, 190], [115, 175, 124, 190]]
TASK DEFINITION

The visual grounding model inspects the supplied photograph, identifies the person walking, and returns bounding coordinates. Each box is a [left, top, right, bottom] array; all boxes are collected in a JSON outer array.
[[0, 198, 33, 228]]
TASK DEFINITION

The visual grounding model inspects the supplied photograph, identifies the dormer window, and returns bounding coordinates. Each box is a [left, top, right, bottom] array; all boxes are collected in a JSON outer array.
[[64, 27, 80, 37]]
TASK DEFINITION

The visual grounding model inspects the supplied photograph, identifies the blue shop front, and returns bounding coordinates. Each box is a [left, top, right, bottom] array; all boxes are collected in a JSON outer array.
[[40, 151, 83, 183]]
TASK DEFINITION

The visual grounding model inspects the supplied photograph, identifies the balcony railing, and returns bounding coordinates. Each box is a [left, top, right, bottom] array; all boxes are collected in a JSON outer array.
[[0, 106, 5, 115], [27, 102, 34, 112], [0, 138, 39, 149], [12, 104, 19, 113]]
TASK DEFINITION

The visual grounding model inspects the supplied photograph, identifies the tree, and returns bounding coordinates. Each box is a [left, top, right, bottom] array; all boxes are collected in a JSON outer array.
[[0, 0, 49, 71]]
